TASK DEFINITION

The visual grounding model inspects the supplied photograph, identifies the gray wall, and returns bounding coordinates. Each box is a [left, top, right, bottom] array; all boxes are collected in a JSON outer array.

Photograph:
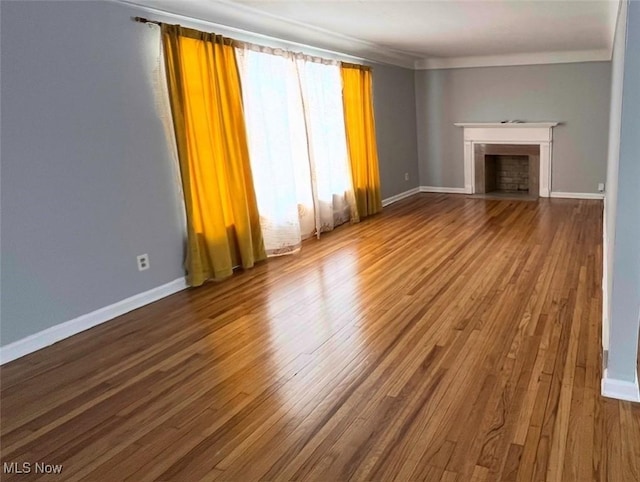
[[607, 0, 640, 383], [603, 0, 628, 351], [0, 0, 419, 347], [1, 1, 187, 345], [415, 62, 611, 193], [373, 64, 420, 199]]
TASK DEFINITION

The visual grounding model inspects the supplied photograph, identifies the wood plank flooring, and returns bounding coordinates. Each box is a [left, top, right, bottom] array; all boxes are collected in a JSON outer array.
[[1, 194, 639, 481]]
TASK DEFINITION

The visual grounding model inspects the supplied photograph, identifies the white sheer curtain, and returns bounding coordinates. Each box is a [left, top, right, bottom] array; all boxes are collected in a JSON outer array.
[[237, 45, 357, 257], [237, 47, 314, 255], [295, 56, 358, 233]]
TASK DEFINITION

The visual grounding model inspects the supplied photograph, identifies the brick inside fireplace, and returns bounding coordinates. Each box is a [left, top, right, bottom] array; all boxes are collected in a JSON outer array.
[[486, 155, 529, 192], [474, 144, 540, 197]]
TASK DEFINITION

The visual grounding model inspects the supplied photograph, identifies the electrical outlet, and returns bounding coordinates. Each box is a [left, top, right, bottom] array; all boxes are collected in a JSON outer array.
[[404, 172, 409, 181], [598, 183, 605, 192], [137, 254, 150, 271]]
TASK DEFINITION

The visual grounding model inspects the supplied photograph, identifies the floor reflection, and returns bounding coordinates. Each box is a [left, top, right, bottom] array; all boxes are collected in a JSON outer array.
[[261, 247, 364, 411]]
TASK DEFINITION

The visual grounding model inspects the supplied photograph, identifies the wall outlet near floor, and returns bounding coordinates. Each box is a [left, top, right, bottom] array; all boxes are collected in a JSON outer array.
[[404, 172, 409, 181], [598, 183, 605, 192], [137, 254, 150, 271]]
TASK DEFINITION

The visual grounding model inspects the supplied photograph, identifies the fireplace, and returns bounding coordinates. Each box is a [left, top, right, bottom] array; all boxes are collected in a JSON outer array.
[[474, 143, 540, 196], [454, 122, 558, 197]]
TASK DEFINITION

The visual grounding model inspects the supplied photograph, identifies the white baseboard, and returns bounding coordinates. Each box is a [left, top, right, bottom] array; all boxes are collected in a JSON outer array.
[[0, 277, 188, 365], [382, 187, 420, 207], [417, 188, 604, 199], [419, 186, 471, 194], [601, 369, 640, 402], [550, 192, 605, 200], [602, 197, 609, 351]]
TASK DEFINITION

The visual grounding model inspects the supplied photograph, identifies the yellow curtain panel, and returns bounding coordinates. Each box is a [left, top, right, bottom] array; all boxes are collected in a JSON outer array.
[[162, 25, 265, 286], [340, 64, 383, 218]]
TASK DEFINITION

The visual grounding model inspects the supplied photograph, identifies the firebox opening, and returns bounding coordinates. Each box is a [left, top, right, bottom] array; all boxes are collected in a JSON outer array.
[[484, 155, 529, 194]]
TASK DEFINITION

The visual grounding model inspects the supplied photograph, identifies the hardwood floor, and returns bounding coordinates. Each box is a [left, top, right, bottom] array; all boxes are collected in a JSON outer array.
[[1, 194, 639, 481]]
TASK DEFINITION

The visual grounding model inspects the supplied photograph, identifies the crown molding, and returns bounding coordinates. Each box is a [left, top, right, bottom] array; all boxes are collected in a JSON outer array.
[[117, 0, 614, 71], [415, 49, 612, 70], [114, 0, 418, 69]]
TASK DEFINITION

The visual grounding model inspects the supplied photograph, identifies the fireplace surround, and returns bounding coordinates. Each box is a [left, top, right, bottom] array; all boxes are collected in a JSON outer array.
[[454, 122, 558, 197]]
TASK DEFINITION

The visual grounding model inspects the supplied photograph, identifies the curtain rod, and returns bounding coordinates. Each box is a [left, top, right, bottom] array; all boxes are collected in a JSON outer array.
[[131, 16, 371, 71], [134, 16, 162, 27], [122, 0, 371, 63]]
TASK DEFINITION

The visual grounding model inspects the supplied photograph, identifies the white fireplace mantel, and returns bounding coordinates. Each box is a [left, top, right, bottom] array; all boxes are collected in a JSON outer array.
[[455, 122, 559, 197]]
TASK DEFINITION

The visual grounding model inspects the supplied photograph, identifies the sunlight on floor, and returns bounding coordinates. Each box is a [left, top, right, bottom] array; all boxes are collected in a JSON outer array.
[[263, 248, 365, 409]]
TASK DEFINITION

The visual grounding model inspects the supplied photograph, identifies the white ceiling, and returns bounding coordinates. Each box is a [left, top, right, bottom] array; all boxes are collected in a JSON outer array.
[[123, 0, 621, 69]]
